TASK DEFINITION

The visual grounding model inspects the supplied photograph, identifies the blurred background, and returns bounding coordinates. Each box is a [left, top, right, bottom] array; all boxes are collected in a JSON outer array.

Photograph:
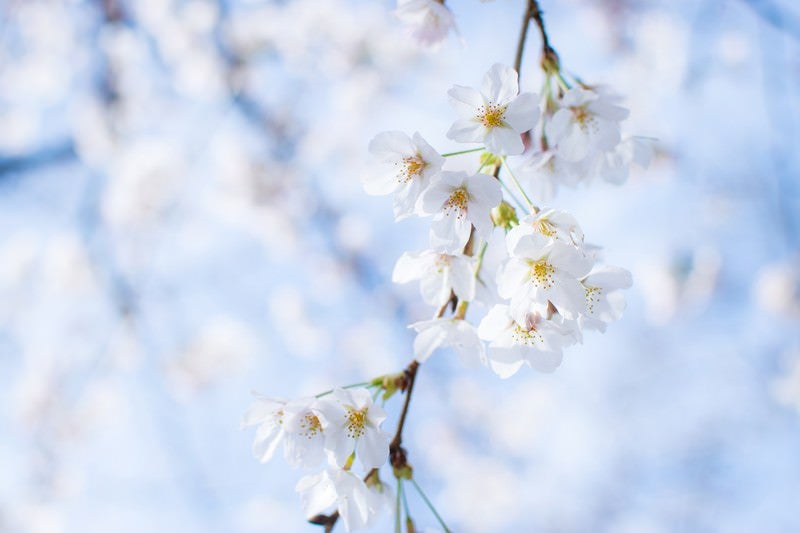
[[1, 0, 799, 531]]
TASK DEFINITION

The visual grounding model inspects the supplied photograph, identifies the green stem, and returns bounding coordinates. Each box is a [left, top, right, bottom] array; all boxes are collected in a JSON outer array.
[[498, 177, 528, 212], [441, 146, 485, 157], [410, 479, 452, 533], [395, 478, 403, 533], [315, 381, 374, 399], [501, 156, 537, 213]]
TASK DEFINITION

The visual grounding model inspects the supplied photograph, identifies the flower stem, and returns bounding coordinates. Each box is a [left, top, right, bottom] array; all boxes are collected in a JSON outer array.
[[501, 156, 538, 213], [441, 146, 485, 157], [410, 478, 452, 533], [314, 381, 374, 398], [395, 477, 403, 533]]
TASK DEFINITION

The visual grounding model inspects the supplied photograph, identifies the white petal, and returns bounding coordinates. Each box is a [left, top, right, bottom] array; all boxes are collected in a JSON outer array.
[[296, 471, 337, 518], [412, 321, 449, 361], [484, 126, 524, 155], [356, 428, 391, 470], [544, 108, 572, 145], [392, 251, 428, 284], [504, 92, 540, 132], [447, 85, 484, 117], [368, 131, 415, 158], [525, 347, 563, 373], [447, 119, 486, 144], [429, 215, 471, 253], [252, 423, 283, 463], [482, 63, 518, 104]]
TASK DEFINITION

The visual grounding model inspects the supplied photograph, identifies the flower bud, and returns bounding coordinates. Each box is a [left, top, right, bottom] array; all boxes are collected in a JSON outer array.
[[491, 200, 519, 230]]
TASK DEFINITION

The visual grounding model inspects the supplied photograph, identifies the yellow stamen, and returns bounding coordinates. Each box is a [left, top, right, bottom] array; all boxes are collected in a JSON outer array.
[[477, 102, 507, 128], [444, 187, 469, 217], [299, 412, 322, 439], [585, 286, 602, 314], [345, 407, 368, 439], [529, 260, 555, 289], [395, 154, 427, 183]]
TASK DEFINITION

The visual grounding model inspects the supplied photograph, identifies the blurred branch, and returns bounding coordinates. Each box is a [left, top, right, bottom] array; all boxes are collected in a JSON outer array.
[[740, 0, 800, 41], [0, 142, 76, 177]]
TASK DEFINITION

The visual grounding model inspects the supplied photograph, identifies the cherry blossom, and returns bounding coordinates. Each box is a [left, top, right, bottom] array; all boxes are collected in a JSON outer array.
[[578, 265, 633, 332], [242, 396, 288, 464], [420, 171, 502, 252], [296, 468, 389, 532], [498, 234, 594, 320], [365, 131, 445, 219], [447, 63, 539, 155], [506, 209, 585, 252], [394, 0, 457, 48], [242, 395, 327, 468], [410, 317, 485, 364], [595, 136, 654, 185], [545, 87, 629, 162], [515, 149, 590, 201], [392, 249, 476, 307], [315, 388, 391, 470], [477, 304, 570, 378]]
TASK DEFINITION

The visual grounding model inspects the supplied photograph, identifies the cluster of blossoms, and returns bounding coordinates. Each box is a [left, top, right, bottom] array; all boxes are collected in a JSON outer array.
[[367, 62, 643, 379], [246, 2, 650, 531], [243, 387, 393, 530]]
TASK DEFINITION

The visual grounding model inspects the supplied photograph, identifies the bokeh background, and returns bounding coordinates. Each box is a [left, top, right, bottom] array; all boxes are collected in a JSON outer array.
[[1, 0, 799, 531]]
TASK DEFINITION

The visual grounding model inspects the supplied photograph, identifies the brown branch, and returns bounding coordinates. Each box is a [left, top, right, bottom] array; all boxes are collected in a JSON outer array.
[[514, 0, 560, 80]]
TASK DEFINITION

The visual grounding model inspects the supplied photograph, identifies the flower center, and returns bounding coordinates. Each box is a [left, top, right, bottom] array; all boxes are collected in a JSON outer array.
[[571, 106, 598, 133], [511, 323, 543, 346], [345, 407, 367, 439], [299, 412, 322, 439], [537, 220, 556, 237], [529, 260, 555, 289], [585, 285, 602, 314], [434, 254, 452, 272], [444, 187, 469, 217], [397, 155, 426, 183], [478, 102, 507, 128]]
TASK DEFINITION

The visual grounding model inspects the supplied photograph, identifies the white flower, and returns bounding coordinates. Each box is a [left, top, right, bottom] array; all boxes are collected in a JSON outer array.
[[498, 234, 594, 320], [477, 304, 570, 378], [545, 87, 629, 162], [394, 0, 456, 48], [281, 400, 329, 468], [578, 265, 632, 332], [595, 136, 654, 185], [392, 249, 476, 307], [515, 149, 590, 201], [242, 396, 287, 464], [420, 171, 502, 252], [410, 317, 485, 365], [447, 63, 539, 155], [296, 468, 387, 532], [315, 388, 390, 470], [506, 209, 584, 252], [242, 395, 327, 468], [365, 131, 445, 220]]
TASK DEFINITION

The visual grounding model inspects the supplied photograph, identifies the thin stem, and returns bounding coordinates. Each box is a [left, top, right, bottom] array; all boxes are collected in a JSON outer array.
[[498, 176, 529, 211], [410, 479, 452, 533], [395, 478, 403, 533], [441, 146, 485, 157], [501, 156, 537, 213], [401, 478, 411, 518], [315, 381, 373, 398]]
